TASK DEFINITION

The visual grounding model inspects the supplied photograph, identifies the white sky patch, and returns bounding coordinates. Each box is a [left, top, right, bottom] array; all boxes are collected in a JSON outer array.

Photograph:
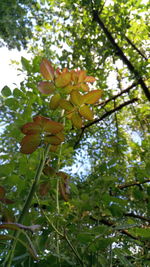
[[0, 47, 31, 91]]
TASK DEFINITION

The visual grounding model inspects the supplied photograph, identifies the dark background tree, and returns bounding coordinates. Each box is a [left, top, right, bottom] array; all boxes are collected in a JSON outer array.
[[0, 0, 38, 50]]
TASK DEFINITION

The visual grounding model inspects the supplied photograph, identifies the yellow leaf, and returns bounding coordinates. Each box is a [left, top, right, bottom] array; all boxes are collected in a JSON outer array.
[[55, 72, 71, 88], [80, 83, 89, 92], [59, 99, 74, 111], [83, 90, 102, 104], [79, 105, 93, 120], [71, 112, 82, 128], [70, 90, 84, 106], [84, 76, 96, 83], [49, 93, 61, 110]]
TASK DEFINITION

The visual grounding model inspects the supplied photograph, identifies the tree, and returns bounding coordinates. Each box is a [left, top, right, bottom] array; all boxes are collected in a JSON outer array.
[[0, 0, 150, 266], [0, 0, 39, 50]]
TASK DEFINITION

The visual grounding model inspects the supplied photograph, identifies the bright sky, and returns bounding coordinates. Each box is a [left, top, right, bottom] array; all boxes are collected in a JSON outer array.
[[0, 47, 31, 91]]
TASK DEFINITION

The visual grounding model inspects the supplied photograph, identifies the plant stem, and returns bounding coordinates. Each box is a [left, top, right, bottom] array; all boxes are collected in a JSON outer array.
[[43, 212, 84, 266], [65, 234, 84, 266], [4, 144, 50, 267]]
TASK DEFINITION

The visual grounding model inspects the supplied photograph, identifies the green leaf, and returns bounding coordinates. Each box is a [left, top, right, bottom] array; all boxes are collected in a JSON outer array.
[[77, 233, 93, 243], [21, 57, 31, 72], [90, 237, 116, 252], [114, 248, 133, 267], [1, 86, 11, 97], [13, 88, 25, 98], [5, 98, 19, 110]]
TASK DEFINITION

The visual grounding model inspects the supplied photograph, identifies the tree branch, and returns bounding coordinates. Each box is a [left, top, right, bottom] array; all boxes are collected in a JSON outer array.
[[92, 10, 150, 101], [74, 98, 138, 148], [125, 36, 147, 60], [118, 179, 150, 190], [84, 98, 138, 129], [97, 82, 137, 107], [90, 217, 139, 240]]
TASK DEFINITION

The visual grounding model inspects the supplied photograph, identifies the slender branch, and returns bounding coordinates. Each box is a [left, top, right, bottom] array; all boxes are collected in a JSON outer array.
[[118, 179, 150, 189], [90, 217, 138, 240], [84, 98, 138, 129], [74, 98, 138, 148], [92, 10, 150, 101], [125, 36, 148, 60], [64, 233, 84, 267], [97, 81, 137, 107]]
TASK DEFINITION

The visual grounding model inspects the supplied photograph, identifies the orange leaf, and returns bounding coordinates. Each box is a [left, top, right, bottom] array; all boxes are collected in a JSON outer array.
[[84, 76, 96, 83], [80, 83, 89, 92], [21, 122, 41, 135], [79, 105, 93, 120], [59, 99, 74, 111], [38, 81, 55, 95], [59, 182, 69, 201], [57, 171, 68, 180], [71, 70, 78, 83], [56, 131, 65, 142], [55, 72, 71, 88], [58, 171, 69, 201], [39, 182, 50, 196], [20, 134, 41, 154], [70, 90, 84, 106], [43, 166, 56, 177], [83, 90, 102, 104], [62, 67, 69, 73], [71, 112, 82, 128], [50, 145, 59, 152], [49, 93, 61, 110], [33, 116, 64, 134], [78, 70, 86, 83], [40, 58, 54, 80]]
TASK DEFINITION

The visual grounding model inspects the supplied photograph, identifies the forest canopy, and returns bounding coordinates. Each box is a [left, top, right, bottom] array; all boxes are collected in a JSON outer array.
[[0, 0, 150, 266]]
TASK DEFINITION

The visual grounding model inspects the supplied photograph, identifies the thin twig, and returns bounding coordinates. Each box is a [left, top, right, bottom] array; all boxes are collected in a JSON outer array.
[[96, 82, 137, 107]]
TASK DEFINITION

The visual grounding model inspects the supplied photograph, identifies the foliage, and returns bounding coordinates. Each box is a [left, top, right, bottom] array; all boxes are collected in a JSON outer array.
[[0, 0, 150, 266], [0, 0, 39, 49]]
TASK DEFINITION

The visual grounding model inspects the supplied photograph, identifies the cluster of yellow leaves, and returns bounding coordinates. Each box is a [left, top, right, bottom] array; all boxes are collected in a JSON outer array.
[[38, 58, 102, 128], [20, 59, 102, 154]]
